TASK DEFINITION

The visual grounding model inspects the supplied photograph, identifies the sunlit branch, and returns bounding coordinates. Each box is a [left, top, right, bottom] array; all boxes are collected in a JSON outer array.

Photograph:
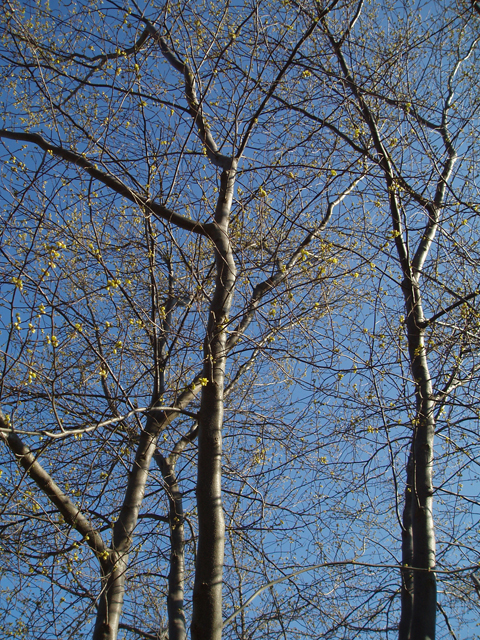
[[0, 410, 107, 561], [0, 406, 199, 440], [123, 7, 234, 170], [420, 289, 479, 328], [222, 559, 480, 628], [227, 175, 364, 350], [0, 129, 207, 235]]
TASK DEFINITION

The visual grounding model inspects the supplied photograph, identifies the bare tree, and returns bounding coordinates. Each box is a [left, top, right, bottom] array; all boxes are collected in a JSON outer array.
[[3, 1, 480, 639], [282, 0, 480, 637], [0, 1, 363, 639]]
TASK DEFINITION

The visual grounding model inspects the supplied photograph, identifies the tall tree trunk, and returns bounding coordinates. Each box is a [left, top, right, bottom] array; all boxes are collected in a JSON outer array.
[[404, 284, 437, 640], [92, 394, 199, 639], [154, 451, 187, 640], [92, 415, 161, 640], [93, 555, 128, 640], [0, 421, 116, 640], [167, 474, 186, 640], [399, 451, 414, 640], [191, 167, 237, 640]]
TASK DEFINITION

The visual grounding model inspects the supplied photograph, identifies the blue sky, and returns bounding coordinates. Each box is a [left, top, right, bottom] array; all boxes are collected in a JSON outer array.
[[2, 0, 480, 638]]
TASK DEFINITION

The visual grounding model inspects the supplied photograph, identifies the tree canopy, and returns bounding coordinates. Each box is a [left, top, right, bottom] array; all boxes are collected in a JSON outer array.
[[2, 1, 480, 639]]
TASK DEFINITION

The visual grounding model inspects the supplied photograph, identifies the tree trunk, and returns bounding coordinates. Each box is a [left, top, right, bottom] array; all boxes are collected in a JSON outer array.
[[166, 469, 186, 640], [155, 452, 187, 640], [191, 167, 237, 640], [93, 554, 128, 640], [93, 390, 198, 638], [404, 284, 437, 640], [399, 451, 414, 640]]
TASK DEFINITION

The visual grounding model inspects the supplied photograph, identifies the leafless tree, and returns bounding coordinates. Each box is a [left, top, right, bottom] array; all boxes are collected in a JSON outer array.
[[0, 1, 366, 639], [2, 1, 480, 640]]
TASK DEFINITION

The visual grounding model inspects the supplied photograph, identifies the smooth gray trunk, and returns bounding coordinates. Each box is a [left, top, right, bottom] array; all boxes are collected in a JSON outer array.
[[191, 167, 237, 640], [154, 452, 187, 640], [166, 470, 186, 640], [91, 391, 197, 639], [92, 414, 160, 640], [399, 451, 414, 640], [93, 554, 128, 640], [0, 423, 116, 640], [315, 36, 438, 638], [402, 285, 436, 640]]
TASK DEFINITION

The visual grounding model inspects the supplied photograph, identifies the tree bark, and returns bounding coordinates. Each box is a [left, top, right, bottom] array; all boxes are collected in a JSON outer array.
[[403, 283, 437, 640], [91, 385, 200, 639], [165, 469, 186, 640], [191, 167, 237, 640], [399, 451, 414, 640], [93, 554, 128, 640], [154, 451, 188, 640]]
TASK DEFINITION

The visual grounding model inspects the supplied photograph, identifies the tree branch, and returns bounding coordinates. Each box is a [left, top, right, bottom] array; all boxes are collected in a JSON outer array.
[[0, 410, 107, 561], [0, 129, 207, 235]]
